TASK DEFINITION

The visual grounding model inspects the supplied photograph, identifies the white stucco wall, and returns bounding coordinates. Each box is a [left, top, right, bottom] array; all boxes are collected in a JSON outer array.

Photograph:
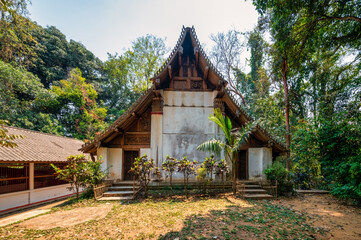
[[97, 147, 108, 172], [151, 113, 163, 167], [248, 147, 272, 180], [161, 91, 220, 179], [0, 184, 74, 212], [108, 148, 122, 180], [140, 148, 151, 157]]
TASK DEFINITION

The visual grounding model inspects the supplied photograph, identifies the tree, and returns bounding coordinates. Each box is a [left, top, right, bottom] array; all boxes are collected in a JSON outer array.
[[0, 60, 63, 135], [252, 0, 361, 171], [102, 53, 138, 121], [29, 25, 104, 88], [216, 159, 229, 191], [130, 154, 154, 197], [0, 0, 37, 67], [0, 120, 24, 148], [52, 155, 88, 200], [125, 34, 168, 93], [197, 109, 256, 194], [201, 155, 217, 182], [52, 154, 108, 200], [51, 68, 107, 140], [209, 29, 247, 105], [162, 155, 178, 191], [177, 156, 197, 197]]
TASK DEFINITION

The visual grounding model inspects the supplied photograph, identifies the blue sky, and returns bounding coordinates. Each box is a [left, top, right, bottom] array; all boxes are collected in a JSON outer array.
[[28, 0, 259, 70]]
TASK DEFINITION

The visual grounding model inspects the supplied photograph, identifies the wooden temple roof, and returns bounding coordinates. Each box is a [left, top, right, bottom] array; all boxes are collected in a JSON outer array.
[[80, 26, 287, 154]]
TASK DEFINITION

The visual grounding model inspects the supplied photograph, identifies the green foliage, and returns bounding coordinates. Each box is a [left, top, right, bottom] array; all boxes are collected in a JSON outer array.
[[0, 60, 63, 134], [162, 155, 178, 190], [177, 156, 197, 196], [52, 68, 107, 140], [130, 154, 155, 196], [291, 119, 322, 189], [52, 155, 89, 200], [216, 159, 230, 189], [52, 154, 108, 200], [264, 161, 293, 195], [197, 109, 256, 194], [84, 157, 109, 186], [0, 1, 37, 66], [0, 120, 24, 148], [201, 155, 217, 181], [125, 34, 168, 93], [29, 25, 104, 88]]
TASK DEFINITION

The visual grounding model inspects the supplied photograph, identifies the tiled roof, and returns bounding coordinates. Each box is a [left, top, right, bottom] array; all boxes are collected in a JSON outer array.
[[0, 126, 84, 162]]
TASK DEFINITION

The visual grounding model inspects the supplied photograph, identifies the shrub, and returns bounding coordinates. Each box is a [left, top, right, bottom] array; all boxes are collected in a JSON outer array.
[[52, 155, 88, 200], [130, 154, 154, 197], [201, 155, 217, 181], [52, 155, 109, 200], [264, 161, 293, 195], [177, 156, 197, 196], [162, 155, 178, 190], [215, 159, 229, 191]]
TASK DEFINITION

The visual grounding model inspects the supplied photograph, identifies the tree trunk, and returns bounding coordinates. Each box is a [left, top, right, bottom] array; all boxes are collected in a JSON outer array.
[[170, 173, 173, 191], [282, 58, 291, 171], [232, 153, 236, 195]]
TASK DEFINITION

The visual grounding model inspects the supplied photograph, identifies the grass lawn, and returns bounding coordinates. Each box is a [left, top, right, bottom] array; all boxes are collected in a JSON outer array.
[[0, 193, 330, 240]]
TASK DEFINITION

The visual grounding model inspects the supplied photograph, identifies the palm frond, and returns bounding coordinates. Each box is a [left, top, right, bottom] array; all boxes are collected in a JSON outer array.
[[234, 121, 258, 151], [209, 109, 232, 143], [197, 138, 225, 155]]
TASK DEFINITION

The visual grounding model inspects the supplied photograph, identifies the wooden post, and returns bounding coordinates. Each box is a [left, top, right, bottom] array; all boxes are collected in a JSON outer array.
[[275, 180, 278, 200], [133, 174, 135, 199]]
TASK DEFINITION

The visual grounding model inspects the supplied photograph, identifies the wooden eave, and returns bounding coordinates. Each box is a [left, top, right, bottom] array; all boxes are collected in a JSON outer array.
[[80, 89, 154, 153], [151, 26, 227, 90]]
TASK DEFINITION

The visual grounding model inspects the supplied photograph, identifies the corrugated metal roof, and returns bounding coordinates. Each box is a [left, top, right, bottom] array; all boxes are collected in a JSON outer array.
[[0, 126, 84, 162]]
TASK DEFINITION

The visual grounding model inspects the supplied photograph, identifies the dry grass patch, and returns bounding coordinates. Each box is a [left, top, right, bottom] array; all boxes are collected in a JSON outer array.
[[0, 194, 329, 239]]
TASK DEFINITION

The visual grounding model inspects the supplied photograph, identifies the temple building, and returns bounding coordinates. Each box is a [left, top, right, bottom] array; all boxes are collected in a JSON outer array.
[[81, 26, 286, 181]]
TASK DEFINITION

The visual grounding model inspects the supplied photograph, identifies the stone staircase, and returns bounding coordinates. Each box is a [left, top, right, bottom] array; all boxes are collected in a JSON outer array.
[[97, 181, 140, 201], [237, 181, 274, 200]]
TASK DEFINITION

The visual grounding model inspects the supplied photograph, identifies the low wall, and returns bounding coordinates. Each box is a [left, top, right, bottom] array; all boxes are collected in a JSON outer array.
[[0, 184, 74, 213]]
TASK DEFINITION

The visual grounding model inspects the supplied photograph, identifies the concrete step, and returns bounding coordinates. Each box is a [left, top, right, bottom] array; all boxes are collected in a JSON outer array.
[[108, 186, 138, 191], [103, 191, 134, 197], [241, 189, 268, 194], [237, 185, 262, 189], [98, 196, 133, 201], [244, 194, 273, 200], [113, 181, 139, 186]]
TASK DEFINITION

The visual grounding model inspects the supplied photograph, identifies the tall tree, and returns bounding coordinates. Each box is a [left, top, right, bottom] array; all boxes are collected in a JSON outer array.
[[209, 29, 247, 105], [0, 60, 62, 134], [0, 0, 36, 66], [29, 25, 104, 88], [52, 68, 107, 140], [125, 34, 168, 93]]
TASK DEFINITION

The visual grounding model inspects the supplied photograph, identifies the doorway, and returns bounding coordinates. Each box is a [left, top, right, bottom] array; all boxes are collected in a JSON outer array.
[[237, 150, 248, 180], [123, 150, 139, 180]]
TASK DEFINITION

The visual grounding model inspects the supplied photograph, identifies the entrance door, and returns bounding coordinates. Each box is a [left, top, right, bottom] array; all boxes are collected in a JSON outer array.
[[123, 150, 139, 180], [237, 150, 248, 180]]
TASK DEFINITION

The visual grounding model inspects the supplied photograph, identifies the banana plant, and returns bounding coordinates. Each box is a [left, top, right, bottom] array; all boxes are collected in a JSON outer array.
[[197, 109, 256, 194]]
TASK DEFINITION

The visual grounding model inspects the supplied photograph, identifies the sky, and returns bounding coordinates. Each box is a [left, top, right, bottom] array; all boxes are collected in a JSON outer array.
[[28, 0, 259, 71]]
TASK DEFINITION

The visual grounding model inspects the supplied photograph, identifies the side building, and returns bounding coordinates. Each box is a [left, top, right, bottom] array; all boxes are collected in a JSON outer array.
[[81, 26, 286, 181], [0, 126, 84, 213]]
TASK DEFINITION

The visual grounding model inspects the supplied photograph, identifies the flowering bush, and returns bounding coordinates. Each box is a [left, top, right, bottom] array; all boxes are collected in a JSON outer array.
[[130, 154, 154, 196], [162, 155, 178, 190], [177, 156, 197, 196]]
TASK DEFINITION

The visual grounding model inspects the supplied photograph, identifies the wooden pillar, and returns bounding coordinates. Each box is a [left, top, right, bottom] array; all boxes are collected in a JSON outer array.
[[29, 163, 34, 190]]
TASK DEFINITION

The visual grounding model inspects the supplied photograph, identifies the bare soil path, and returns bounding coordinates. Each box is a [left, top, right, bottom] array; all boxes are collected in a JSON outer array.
[[278, 194, 361, 239]]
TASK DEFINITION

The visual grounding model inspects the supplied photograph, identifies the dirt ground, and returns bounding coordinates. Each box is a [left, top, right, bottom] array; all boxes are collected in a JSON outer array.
[[1, 194, 360, 239], [18, 205, 112, 230], [278, 194, 361, 240]]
